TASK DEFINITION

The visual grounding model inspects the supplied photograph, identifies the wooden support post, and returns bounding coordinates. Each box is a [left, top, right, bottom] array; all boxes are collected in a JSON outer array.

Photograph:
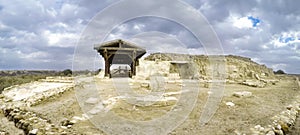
[[132, 50, 137, 76], [128, 64, 132, 78], [104, 49, 110, 77], [105, 60, 111, 77], [136, 59, 139, 66], [132, 61, 136, 76], [130, 63, 133, 77]]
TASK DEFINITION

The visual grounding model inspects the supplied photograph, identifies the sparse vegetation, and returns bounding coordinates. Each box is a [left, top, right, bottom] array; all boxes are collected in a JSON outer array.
[[0, 75, 47, 94], [61, 69, 72, 76], [0, 69, 97, 94]]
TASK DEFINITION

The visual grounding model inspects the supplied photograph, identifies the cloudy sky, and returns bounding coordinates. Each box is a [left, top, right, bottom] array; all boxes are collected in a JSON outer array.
[[0, 0, 299, 73]]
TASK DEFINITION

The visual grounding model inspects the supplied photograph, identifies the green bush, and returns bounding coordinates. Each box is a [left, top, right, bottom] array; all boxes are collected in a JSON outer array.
[[61, 69, 72, 76]]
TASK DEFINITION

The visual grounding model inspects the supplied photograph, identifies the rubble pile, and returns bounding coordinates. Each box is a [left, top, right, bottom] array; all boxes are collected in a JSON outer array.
[[1, 107, 77, 135], [250, 96, 300, 135]]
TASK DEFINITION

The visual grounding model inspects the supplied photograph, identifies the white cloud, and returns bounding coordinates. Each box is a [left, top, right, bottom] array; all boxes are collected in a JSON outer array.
[[270, 31, 300, 48], [51, 22, 68, 28], [232, 16, 253, 29], [0, 22, 8, 30], [46, 8, 58, 17], [60, 3, 79, 16], [252, 57, 262, 64], [133, 24, 145, 31], [43, 30, 78, 47], [271, 63, 287, 71], [290, 56, 300, 60], [198, 2, 211, 11], [18, 51, 49, 60]]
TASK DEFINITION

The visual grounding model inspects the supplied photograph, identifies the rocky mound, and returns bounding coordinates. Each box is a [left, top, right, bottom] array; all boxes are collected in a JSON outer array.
[[144, 53, 276, 85]]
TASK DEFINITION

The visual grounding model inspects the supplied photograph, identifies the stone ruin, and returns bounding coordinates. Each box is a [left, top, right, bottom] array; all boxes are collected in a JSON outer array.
[[98, 53, 278, 88], [250, 96, 300, 135], [0, 53, 295, 135], [95, 53, 280, 90], [0, 77, 79, 135]]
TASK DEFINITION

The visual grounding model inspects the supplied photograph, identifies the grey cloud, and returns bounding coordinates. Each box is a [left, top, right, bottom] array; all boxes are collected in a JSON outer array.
[[0, 0, 299, 73], [108, 17, 202, 48], [197, 0, 300, 73]]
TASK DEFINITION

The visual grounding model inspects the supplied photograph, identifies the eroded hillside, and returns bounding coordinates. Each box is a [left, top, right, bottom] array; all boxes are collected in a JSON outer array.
[[145, 53, 275, 80]]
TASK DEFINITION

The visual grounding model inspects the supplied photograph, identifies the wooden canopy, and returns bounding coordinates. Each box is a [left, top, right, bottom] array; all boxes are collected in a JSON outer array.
[[94, 39, 146, 78]]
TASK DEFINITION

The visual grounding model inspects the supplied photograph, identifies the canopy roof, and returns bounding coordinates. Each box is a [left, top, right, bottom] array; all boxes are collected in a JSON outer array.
[[94, 39, 146, 64]]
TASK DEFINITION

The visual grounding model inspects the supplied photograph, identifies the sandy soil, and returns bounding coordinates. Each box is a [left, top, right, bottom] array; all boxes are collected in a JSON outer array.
[[1, 75, 299, 135]]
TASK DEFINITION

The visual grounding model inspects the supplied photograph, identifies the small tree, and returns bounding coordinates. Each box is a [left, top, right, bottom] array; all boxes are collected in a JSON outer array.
[[61, 69, 72, 76], [274, 69, 285, 74]]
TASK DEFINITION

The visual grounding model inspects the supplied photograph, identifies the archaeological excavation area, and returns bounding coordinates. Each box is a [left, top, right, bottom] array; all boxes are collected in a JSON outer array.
[[0, 53, 300, 135]]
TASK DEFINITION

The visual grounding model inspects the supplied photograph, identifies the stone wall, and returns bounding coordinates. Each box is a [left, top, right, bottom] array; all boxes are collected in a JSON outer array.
[[135, 59, 171, 80], [0, 77, 77, 135], [250, 96, 300, 135], [1, 107, 77, 135]]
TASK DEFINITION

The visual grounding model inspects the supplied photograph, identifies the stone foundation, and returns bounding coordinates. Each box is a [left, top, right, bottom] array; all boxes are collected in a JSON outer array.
[[250, 96, 300, 135]]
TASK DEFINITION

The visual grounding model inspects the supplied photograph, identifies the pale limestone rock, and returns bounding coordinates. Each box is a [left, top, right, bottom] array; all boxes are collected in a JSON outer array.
[[226, 102, 235, 107], [286, 105, 293, 110], [69, 120, 77, 124], [96, 70, 105, 79], [140, 82, 150, 88], [255, 74, 260, 80], [241, 80, 265, 88], [88, 104, 104, 115], [233, 91, 252, 98], [85, 98, 98, 104], [29, 129, 38, 134], [266, 131, 275, 135], [72, 116, 86, 121], [274, 129, 284, 135]]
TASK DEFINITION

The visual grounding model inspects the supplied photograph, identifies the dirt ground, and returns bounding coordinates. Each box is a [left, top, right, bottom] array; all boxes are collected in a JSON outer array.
[[1, 75, 299, 135]]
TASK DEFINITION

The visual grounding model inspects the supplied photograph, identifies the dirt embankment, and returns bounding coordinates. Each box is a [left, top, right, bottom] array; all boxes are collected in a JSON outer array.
[[145, 53, 275, 81]]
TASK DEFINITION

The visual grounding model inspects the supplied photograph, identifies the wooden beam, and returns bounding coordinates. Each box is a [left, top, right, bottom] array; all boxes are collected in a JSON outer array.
[[97, 47, 145, 52], [108, 52, 133, 55]]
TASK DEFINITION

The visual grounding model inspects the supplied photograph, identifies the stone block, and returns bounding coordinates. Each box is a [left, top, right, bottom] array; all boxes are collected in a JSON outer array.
[[85, 98, 98, 104], [233, 91, 252, 98]]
